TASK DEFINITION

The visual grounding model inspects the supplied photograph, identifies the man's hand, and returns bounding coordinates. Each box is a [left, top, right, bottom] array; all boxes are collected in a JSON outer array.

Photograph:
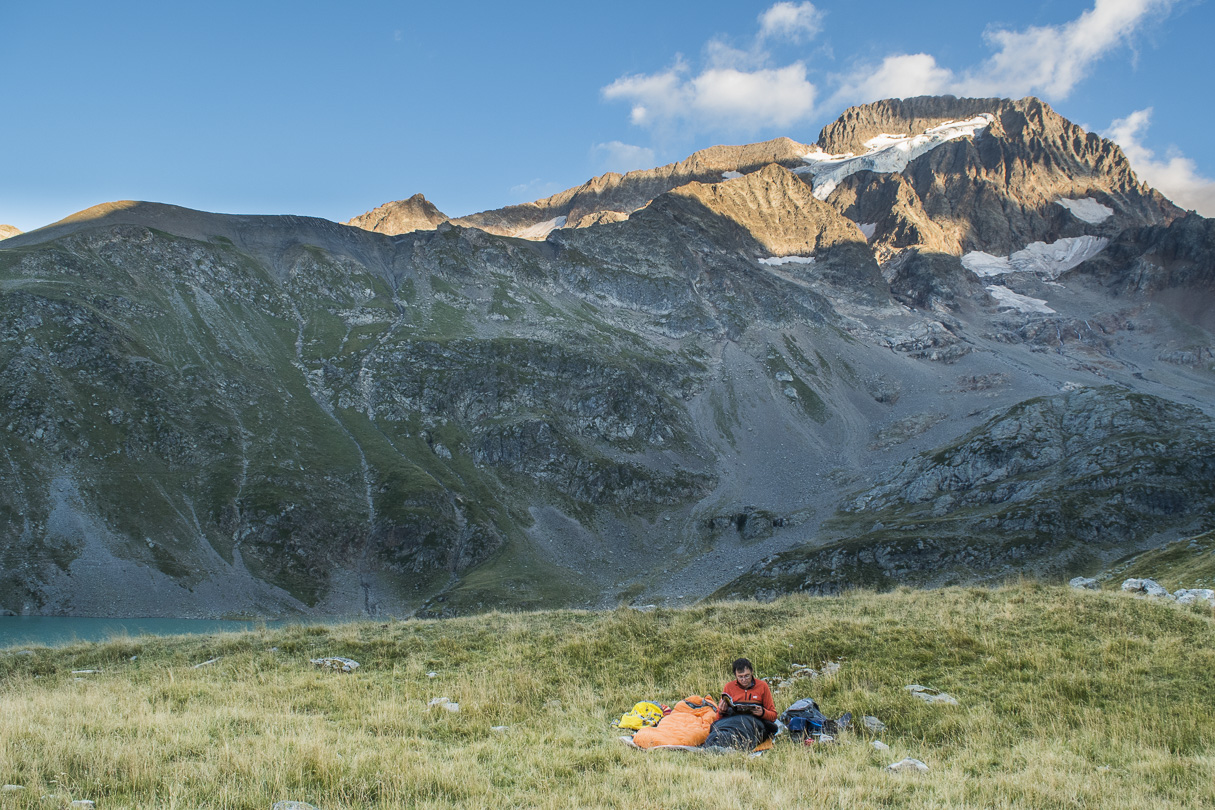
[[751, 705, 764, 717]]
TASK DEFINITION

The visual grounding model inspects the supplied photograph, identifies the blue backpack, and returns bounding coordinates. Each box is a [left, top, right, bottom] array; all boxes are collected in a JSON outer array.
[[780, 698, 830, 738]]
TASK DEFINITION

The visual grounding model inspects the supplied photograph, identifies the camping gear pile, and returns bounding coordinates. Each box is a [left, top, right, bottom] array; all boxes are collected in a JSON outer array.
[[616, 692, 851, 753]]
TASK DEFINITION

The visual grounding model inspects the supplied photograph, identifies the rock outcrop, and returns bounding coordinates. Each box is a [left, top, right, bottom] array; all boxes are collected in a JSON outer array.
[[0, 225, 20, 241], [345, 193, 449, 235]]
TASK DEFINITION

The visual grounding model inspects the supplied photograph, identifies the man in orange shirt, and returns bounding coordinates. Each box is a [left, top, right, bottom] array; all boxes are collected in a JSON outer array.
[[716, 657, 777, 724]]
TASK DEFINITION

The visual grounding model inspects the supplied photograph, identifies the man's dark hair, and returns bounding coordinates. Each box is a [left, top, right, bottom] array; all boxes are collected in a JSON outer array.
[[732, 657, 753, 674]]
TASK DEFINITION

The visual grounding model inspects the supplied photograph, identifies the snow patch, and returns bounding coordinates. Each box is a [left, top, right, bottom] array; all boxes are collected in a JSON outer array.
[[798, 115, 993, 200], [961, 236, 1108, 280], [515, 216, 567, 240], [759, 255, 815, 266], [986, 285, 1055, 314], [1055, 197, 1113, 224], [721, 171, 743, 180], [857, 222, 877, 241]]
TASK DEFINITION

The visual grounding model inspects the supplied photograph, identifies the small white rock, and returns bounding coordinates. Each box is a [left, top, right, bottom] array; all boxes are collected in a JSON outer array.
[[872, 740, 890, 751], [427, 671, 438, 678], [70, 801, 95, 809], [1068, 576, 1099, 590], [906, 685, 959, 705], [491, 726, 509, 732], [1175, 588, 1215, 606], [310, 657, 359, 673], [271, 802, 319, 810], [887, 757, 929, 772], [429, 697, 451, 706], [71, 669, 102, 675], [863, 715, 887, 732], [443, 702, 460, 713], [1, 785, 24, 793]]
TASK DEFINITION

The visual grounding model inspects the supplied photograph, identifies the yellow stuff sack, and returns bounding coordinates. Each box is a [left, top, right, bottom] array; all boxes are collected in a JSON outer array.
[[618, 701, 665, 730]]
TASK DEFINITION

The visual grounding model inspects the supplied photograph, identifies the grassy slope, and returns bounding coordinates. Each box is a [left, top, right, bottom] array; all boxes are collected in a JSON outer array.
[[1105, 529, 1215, 591], [1, 587, 1213, 809]]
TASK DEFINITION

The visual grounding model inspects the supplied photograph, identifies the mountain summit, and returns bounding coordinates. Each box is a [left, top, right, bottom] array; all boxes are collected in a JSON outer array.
[[2, 96, 1213, 618]]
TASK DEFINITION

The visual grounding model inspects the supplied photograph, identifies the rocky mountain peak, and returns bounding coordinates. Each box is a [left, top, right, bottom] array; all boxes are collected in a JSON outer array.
[[345, 193, 449, 236], [0, 224, 21, 241], [815, 95, 1180, 261]]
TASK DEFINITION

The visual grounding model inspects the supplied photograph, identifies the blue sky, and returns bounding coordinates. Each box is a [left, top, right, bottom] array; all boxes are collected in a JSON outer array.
[[2, 0, 1212, 233]]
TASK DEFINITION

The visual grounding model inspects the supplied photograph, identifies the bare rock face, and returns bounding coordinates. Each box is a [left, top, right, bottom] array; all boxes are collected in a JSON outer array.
[[345, 193, 448, 235], [453, 137, 812, 238], [665, 164, 865, 257], [0, 225, 22, 241], [820, 96, 1180, 259]]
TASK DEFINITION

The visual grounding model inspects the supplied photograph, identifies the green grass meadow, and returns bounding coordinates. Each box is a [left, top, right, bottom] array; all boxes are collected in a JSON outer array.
[[1, 585, 1213, 809]]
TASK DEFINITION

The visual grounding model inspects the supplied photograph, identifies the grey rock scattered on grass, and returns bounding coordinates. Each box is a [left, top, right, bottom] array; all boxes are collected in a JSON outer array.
[[428, 697, 460, 712], [491, 726, 509, 732], [1, 785, 24, 793], [863, 715, 887, 732], [1174, 588, 1215, 605], [1121, 578, 1171, 598], [872, 740, 890, 751], [70, 802, 95, 809], [1069, 576, 1099, 590], [271, 803, 318, 810], [886, 757, 929, 772], [906, 685, 959, 705], [310, 657, 359, 673]]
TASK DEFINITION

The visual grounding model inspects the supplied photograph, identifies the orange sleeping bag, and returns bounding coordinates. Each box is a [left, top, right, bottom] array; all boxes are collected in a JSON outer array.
[[632, 696, 719, 748]]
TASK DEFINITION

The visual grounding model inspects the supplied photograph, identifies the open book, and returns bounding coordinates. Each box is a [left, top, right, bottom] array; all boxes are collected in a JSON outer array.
[[719, 693, 764, 716]]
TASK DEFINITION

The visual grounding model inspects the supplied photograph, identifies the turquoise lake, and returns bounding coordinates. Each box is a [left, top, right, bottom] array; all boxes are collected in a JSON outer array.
[[0, 616, 288, 649]]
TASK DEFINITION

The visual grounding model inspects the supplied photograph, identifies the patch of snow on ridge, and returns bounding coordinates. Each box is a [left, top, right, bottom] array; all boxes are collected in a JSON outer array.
[[960, 251, 1012, 277], [798, 115, 994, 200], [722, 171, 743, 180], [962, 236, 1109, 280], [986, 286, 1055, 314], [857, 222, 877, 241], [759, 255, 815, 266], [1056, 197, 1113, 224], [515, 216, 567, 240]]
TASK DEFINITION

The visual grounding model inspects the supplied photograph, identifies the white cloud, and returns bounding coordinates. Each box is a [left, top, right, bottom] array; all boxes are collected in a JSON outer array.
[[960, 0, 1175, 98], [591, 141, 657, 174], [601, 2, 821, 136], [832, 53, 954, 106], [603, 61, 816, 134], [833, 0, 1176, 107], [1106, 109, 1215, 215], [758, 2, 824, 44]]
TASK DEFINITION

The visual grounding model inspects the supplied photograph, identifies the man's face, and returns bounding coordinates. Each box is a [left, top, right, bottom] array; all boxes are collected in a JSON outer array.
[[735, 667, 754, 688]]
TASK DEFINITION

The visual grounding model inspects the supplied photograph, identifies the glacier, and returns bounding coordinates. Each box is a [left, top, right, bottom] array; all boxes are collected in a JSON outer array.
[[961, 236, 1109, 280], [1056, 197, 1114, 224], [797, 115, 994, 200]]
